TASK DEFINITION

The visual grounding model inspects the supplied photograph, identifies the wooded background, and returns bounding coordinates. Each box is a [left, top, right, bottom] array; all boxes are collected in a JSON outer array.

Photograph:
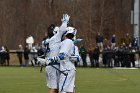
[[0, 0, 139, 49]]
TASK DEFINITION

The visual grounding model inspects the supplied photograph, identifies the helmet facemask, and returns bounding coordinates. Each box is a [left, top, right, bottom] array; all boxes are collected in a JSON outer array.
[[48, 24, 59, 38], [53, 27, 59, 35]]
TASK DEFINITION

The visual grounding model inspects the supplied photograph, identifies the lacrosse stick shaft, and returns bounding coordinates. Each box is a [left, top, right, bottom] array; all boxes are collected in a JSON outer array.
[[49, 64, 67, 76]]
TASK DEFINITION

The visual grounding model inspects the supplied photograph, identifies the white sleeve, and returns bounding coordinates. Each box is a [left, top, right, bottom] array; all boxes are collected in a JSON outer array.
[[59, 22, 67, 35], [55, 22, 67, 39]]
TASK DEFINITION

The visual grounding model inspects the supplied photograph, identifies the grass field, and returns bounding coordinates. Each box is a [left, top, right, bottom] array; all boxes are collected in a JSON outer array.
[[0, 67, 140, 93]]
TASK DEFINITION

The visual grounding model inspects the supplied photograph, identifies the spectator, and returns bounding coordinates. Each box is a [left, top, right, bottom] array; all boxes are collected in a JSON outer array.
[[106, 46, 114, 67], [92, 46, 100, 67], [24, 45, 30, 66], [103, 38, 109, 48], [113, 46, 120, 67], [95, 32, 103, 50], [0, 46, 7, 66], [110, 34, 116, 49], [129, 47, 136, 67], [88, 44, 94, 67], [124, 33, 132, 47], [80, 45, 87, 67], [123, 46, 131, 67], [118, 45, 125, 67], [26, 35, 34, 49], [102, 47, 108, 67], [5, 46, 10, 66], [132, 36, 139, 48], [16, 44, 23, 66]]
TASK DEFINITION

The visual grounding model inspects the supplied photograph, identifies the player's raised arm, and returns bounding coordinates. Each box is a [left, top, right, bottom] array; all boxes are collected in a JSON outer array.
[[59, 14, 70, 35]]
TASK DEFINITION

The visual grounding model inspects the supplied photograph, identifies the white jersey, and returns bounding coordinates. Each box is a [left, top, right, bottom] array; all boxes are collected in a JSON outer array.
[[44, 22, 68, 89], [59, 39, 78, 93], [44, 22, 67, 58], [59, 39, 75, 71]]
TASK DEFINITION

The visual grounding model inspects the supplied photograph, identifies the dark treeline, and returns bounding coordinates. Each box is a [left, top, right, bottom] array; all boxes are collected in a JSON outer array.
[[0, 0, 137, 49]]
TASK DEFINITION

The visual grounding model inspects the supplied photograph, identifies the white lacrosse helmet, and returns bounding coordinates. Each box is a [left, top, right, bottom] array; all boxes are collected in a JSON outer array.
[[53, 26, 59, 35], [65, 27, 77, 37], [64, 27, 77, 40]]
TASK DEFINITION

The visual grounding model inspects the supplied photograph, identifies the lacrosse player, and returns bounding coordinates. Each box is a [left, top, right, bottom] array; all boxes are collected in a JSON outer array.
[[58, 27, 80, 93], [37, 14, 70, 93]]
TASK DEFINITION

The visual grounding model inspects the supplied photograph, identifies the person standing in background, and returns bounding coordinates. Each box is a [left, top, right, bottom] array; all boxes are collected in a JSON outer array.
[[95, 32, 103, 51], [88, 44, 94, 67], [92, 46, 100, 67], [110, 34, 116, 49], [124, 33, 132, 47], [24, 45, 30, 66], [17, 44, 23, 66], [26, 35, 34, 50], [0, 46, 7, 66], [132, 36, 139, 48], [80, 45, 87, 67], [5, 46, 10, 66]]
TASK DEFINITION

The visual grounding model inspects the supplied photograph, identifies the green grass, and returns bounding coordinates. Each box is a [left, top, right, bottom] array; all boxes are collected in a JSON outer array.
[[0, 67, 140, 93]]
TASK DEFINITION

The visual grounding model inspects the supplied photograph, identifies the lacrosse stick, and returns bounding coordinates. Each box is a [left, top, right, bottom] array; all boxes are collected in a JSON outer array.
[[49, 62, 68, 76]]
